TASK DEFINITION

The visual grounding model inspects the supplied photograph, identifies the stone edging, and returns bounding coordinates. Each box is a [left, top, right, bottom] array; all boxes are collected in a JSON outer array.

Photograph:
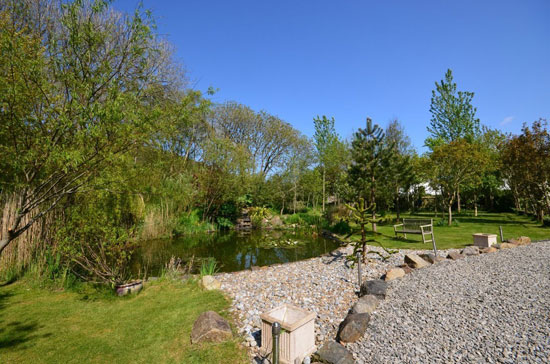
[[313, 236, 538, 363]]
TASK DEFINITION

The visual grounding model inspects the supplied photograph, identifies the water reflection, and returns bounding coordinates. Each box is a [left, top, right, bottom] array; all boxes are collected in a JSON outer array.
[[131, 229, 340, 275]]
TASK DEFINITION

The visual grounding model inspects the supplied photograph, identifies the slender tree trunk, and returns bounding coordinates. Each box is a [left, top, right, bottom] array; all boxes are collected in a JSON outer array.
[[447, 193, 455, 226], [371, 175, 377, 232], [293, 182, 297, 214], [448, 202, 453, 226], [361, 223, 366, 263], [322, 168, 326, 212], [474, 193, 478, 217], [457, 186, 461, 214], [395, 186, 401, 220]]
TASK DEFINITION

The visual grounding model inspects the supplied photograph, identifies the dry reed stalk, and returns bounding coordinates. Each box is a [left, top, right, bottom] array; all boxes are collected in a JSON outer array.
[[0, 193, 59, 273]]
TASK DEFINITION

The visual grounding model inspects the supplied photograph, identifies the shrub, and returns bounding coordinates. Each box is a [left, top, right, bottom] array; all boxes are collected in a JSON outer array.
[[330, 220, 352, 235], [173, 210, 215, 236], [249, 206, 271, 227]]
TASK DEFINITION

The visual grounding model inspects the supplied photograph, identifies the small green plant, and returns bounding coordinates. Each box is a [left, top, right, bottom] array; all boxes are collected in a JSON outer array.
[[199, 257, 218, 277], [249, 207, 271, 227]]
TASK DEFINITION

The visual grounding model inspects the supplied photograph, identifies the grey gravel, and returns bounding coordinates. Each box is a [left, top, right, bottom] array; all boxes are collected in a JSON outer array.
[[347, 241, 550, 363]]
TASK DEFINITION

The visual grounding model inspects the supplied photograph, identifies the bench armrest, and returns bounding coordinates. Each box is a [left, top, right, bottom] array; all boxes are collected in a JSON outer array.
[[419, 224, 432, 228], [393, 224, 404, 228]]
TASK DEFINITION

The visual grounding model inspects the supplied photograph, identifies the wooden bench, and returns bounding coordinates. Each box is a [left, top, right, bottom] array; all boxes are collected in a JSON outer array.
[[393, 218, 434, 244]]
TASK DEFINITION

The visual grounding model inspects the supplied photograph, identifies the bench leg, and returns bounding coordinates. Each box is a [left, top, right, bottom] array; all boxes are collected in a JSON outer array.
[[404, 233, 407, 239]]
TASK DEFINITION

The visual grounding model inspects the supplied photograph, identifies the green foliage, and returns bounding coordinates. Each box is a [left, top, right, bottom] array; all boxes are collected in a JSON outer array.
[[426, 69, 481, 149], [249, 206, 272, 227], [200, 257, 219, 277], [345, 198, 382, 263], [173, 210, 215, 236], [285, 211, 324, 227], [330, 220, 352, 235]]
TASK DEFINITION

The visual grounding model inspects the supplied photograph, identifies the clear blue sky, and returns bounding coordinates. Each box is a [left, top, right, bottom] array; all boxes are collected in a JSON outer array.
[[117, 0, 549, 152]]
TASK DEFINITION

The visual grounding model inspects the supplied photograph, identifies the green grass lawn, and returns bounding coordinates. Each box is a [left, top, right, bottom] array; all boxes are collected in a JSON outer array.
[[0, 279, 247, 364], [344, 211, 550, 251]]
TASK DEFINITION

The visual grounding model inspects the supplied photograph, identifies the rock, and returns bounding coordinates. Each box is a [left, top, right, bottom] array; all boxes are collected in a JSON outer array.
[[360, 280, 388, 299], [404, 254, 431, 269], [190, 311, 233, 344], [461, 246, 480, 256], [270, 215, 283, 226], [447, 251, 465, 260], [316, 341, 355, 364], [398, 264, 413, 274], [419, 253, 436, 264], [508, 236, 531, 245], [250, 266, 261, 271], [480, 246, 498, 254], [200, 275, 221, 290], [434, 256, 446, 263], [385, 268, 406, 281], [303, 356, 311, 364], [337, 312, 370, 343], [351, 295, 379, 314], [500, 242, 518, 249]]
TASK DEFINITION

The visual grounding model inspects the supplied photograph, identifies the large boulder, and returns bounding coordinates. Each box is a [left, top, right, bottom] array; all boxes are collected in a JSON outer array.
[[404, 254, 430, 269], [360, 280, 388, 299], [200, 275, 221, 290], [447, 251, 465, 260], [270, 215, 283, 227], [385, 268, 405, 281], [337, 313, 370, 343], [351, 295, 379, 314], [190, 311, 233, 344], [316, 341, 355, 364], [461, 246, 480, 256]]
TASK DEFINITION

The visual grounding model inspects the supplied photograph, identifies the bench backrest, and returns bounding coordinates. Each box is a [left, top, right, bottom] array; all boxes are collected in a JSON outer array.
[[402, 218, 433, 230]]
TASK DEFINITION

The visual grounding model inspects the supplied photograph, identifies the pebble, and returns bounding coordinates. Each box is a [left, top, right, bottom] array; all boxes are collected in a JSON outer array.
[[218, 244, 445, 361], [347, 241, 550, 363]]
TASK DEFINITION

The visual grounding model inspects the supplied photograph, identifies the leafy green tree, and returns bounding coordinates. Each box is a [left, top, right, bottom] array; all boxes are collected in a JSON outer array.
[[426, 69, 481, 149], [0, 0, 175, 255], [383, 119, 416, 220], [426, 69, 481, 212], [501, 119, 550, 222], [428, 139, 487, 225], [313, 115, 338, 212]]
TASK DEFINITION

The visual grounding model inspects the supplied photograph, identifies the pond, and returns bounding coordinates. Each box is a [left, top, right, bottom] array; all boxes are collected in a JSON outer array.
[[131, 229, 340, 275]]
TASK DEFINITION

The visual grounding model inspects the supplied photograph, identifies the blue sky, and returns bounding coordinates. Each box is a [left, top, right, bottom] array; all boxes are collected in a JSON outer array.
[[117, 0, 549, 152]]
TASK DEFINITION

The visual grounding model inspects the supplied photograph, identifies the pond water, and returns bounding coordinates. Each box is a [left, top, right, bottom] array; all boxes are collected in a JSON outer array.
[[131, 229, 340, 275]]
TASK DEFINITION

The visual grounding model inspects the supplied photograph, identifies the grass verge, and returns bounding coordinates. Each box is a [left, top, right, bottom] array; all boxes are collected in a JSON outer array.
[[0, 279, 247, 364], [343, 211, 550, 251]]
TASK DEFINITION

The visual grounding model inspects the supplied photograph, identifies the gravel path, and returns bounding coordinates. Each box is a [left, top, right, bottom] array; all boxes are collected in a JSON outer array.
[[348, 241, 550, 363], [217, 244, 444, 357]]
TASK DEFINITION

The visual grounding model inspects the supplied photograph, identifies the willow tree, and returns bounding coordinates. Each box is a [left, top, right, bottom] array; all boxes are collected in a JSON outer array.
[[0, 0, 179, 255]]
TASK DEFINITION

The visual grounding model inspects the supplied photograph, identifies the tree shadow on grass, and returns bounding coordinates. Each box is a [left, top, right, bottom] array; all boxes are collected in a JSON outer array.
[[0, 292, 52, 350], [0, 320, 52, 350]]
